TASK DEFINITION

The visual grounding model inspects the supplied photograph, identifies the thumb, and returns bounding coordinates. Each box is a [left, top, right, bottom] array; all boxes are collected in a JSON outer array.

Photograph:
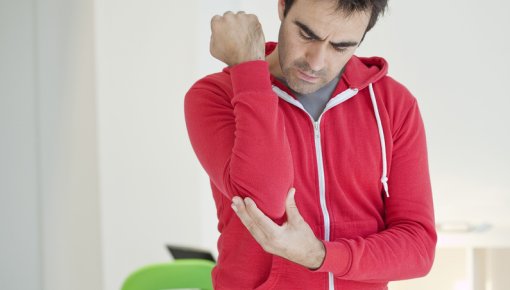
[[285, 188, 302, 223]]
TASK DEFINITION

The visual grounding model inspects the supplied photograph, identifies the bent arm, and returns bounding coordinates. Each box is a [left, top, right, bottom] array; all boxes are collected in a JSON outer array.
[[184, 60, 294, 219], [311, 98, 437, 281]]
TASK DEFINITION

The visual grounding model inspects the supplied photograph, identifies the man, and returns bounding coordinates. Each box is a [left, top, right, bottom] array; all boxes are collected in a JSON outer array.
[[184, 0, 437, 289]]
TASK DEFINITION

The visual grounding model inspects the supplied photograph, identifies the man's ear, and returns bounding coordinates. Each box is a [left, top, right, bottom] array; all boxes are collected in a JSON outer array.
[[277, 0, 285, 21]]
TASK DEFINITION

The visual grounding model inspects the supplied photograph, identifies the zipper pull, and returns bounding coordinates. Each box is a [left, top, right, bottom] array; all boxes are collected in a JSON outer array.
[[314, 122, 320, 138]]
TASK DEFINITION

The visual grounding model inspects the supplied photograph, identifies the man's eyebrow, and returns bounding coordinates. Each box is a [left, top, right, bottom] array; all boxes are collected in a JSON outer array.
[[294, 20, 322, 40], [293, 20, 359, 48], [330, 40, 359, 48]]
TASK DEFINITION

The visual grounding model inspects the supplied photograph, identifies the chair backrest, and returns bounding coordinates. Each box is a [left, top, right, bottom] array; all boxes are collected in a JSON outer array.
[[121, 259, 215, 290]]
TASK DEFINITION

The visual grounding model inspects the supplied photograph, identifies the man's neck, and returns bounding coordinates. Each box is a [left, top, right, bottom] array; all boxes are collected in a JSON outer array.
[[266, 45, 284, 79]]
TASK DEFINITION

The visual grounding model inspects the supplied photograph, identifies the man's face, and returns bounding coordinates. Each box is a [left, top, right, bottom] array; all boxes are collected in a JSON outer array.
[[277, 0, 371, 94]]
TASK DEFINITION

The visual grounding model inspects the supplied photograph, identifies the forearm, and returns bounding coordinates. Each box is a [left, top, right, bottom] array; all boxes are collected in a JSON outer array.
[[185, 61, 294, 220], [311, 220, 436, 282], [228, 61, 294, 217], [310, 96, 437, 281]]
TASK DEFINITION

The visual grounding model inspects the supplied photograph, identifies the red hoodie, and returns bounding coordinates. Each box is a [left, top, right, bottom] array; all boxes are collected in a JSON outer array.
[[184, 42, 436, 290]]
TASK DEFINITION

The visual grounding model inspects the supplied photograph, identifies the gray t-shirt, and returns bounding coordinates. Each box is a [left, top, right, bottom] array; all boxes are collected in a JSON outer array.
[[279, 73, 342, 121], [295, 76, 340, 121]]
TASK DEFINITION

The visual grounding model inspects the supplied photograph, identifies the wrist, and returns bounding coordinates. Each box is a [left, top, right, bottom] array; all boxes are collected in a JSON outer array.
[[306, 239, 326, 270], [230, 60, 272, 95], [232, 52, 265, 67]]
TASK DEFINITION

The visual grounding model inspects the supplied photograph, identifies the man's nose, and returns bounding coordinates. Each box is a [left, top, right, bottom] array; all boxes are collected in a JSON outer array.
[[305, 44, 327, 72]]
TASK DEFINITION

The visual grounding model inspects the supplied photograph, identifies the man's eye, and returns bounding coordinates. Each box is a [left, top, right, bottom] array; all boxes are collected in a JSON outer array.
[[299, 31, 313, 40], [334, 46, 347, 53]]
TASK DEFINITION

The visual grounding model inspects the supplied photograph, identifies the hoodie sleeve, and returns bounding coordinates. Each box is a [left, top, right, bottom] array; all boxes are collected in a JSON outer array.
[[310, 97, 437, 282], [184, 60, 294, 220]]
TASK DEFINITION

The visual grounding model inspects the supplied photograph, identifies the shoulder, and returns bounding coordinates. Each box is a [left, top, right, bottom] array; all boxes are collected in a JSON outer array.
[[372, 75, 423, 135], [373, 75, 420, 120], [187, 70, 233, 97], [184, 70, 234, 110], [374, 75, 417, 111]]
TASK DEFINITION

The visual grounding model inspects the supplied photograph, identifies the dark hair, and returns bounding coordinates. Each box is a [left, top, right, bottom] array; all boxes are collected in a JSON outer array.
[[283, 0, 388, 33]]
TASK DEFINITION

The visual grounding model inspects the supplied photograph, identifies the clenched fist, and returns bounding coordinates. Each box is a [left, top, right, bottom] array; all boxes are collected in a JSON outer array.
[[210, 11, 266, 66]]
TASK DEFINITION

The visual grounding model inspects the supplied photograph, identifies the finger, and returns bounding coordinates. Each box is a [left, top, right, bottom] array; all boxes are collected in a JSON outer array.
[[236, 11, 246, 15], [210, 14, 220, 30], [211, 14, 221, 23], [223, 11, 234, 16], [243, 197, 279, 235], [232, 197, 270, 243], [285, 188, 303, 223]]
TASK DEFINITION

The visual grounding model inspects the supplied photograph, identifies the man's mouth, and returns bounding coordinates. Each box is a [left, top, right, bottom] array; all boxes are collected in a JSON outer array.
[[296, 69, 320, 83]]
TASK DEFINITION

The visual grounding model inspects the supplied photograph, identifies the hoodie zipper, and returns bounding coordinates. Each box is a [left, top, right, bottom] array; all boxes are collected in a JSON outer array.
[[272, 86, 358, 290], [313, 120, 330, 243], [313, 119, 334, 290]]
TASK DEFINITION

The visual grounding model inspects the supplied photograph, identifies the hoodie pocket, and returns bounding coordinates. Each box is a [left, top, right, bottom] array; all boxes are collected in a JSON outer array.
[[254, 254, 285, 290]]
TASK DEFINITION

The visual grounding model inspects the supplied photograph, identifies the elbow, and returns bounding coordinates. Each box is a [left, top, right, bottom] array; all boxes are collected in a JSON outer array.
[[251, 191, 288, 221], [229, 180, 291, 221], [418, 250, 435, 278], [425, 229, 438, 276], [416, 227, 438, 278], [224, 164, 293, 220]]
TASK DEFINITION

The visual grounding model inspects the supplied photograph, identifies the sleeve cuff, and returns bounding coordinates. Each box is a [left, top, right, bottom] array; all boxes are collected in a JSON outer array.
[[230, 60, 273, 95], [309, 240, 352, 276]]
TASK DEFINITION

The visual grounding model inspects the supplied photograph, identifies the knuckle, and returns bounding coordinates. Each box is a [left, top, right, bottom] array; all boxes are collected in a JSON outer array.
[[246, 222, 257, 232], [266, 230, 277, 241], [261, 240, 274, 253], [263, 231, 281, 248], [211, 15, 220, 22], [210, 17, 220, 29], [270, 235, 283, 249]]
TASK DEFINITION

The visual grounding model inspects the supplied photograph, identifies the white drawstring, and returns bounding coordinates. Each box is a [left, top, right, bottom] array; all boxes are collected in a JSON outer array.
[[368, 83, 390, 198], [273, 83, 389, 198]]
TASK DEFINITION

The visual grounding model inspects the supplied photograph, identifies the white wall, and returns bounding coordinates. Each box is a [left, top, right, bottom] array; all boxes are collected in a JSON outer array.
[[0, 1, 41, 289], [2, 1, 209, 289], [36, 0, 104, 289], [35, 0, 103, 289], [1, 0, 103, 289], [94, 1, 205, 289]]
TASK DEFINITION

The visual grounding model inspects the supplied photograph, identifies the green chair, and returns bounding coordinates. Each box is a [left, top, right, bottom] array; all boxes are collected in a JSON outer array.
[[121, 259, 215, 290]]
